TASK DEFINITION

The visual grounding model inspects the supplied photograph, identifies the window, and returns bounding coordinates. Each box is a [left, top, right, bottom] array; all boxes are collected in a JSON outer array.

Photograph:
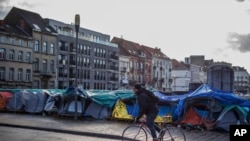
[[34, 40, 39, 52], [97, 48, 100, 57], [50, 60, 54, 72], [103, 50, 106, 57], [50, 43, 54, 54], [9, 68, 14, 81], [48, 81, 54, 89], [0, 67, 5, 80], [18, 51, 23, 61], [58, 41, 62, 50], [9, 50, 14, 60], [84, 45, 87, 55], [42, 42, 47, 53], [33, 24, 41, 30], [1, 35, 6, 43], [80, 44, 83, 54], [26, 69, 31, 81], [18, 39, 23, 46], [27, 40, 32, 48], [18, 68, 23, 81], [43, 59, 47, 73], [9, 37, 14, 44], [0, 48, 6, 59], [33, 80, 39, 88], [87, 46, 90, 55], [26, 52, 31, 62], [34, 58, 39, 71]]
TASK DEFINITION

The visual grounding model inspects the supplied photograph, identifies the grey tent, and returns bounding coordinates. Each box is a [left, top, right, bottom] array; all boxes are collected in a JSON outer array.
[[215, 105, 248, 132], [23, 90, 47, 113], [57, 94, 87, 116], [6, 91, 23, 111], [84, 101, 110, 119], [83, 90, 118, 119], [43, 93, 63, 114], [6, 90, 48, 113]]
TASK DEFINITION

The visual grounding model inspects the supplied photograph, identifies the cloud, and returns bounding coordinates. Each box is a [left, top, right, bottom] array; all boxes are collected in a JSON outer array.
[[0, 0, 40, 19], [227, 32, 250, 53], [0, 0, 11, 19], [18, 1, 35, 9]]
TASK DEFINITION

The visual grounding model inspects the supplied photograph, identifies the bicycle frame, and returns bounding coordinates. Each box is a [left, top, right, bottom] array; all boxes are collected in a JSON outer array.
[[122, 123, 150, 141], [122, 103, 186, 141], [134, 122, 165, 139], [136, 123, 152, 138]]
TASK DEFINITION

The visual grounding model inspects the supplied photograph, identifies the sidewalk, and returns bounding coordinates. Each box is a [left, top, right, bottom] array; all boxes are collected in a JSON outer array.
[[0, 112, 126, 140], [0, 112, 229, 141]]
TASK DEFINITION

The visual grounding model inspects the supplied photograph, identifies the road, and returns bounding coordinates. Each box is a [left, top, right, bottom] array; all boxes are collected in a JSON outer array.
[[0, 113, 229, 141], [0, 126, 120, 141]]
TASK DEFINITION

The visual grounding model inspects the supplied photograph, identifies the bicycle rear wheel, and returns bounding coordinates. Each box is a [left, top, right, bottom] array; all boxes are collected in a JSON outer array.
[[162, 125, 186, 141], [122, 124, 148, 141]]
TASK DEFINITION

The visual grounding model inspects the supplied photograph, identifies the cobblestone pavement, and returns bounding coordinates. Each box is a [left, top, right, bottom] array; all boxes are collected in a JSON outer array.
[[0, 112, 229, 141]]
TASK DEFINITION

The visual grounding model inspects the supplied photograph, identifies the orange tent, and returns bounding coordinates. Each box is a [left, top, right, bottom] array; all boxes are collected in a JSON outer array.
[[180, 106, 203, 126], [0, 91, 14, 109]]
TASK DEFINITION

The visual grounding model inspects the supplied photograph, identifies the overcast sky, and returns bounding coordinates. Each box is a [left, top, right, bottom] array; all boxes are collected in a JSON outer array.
[[1, 0, 250, 71]]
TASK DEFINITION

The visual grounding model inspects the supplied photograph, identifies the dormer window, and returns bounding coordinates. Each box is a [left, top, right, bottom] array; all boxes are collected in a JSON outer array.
[[33, 24, 41, 31], [45, 27, 51, 32]]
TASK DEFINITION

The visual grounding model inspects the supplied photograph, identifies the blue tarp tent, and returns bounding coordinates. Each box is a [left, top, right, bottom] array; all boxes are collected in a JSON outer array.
[[175, 84, 250, 121], [174, 84, 250, 131]]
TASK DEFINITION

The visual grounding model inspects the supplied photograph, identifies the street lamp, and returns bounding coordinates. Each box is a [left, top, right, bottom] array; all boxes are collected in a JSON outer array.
[[74, 14, 80, 120]]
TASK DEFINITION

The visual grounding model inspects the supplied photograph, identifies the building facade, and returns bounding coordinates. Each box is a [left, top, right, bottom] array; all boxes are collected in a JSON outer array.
[[3, 7, 58, 89], [46, 19, 119, 90], [0, 22, 33, 88], [142, 46, 172, 91], [233, 66, 250, 94], [207, 62, 234, 92], [1, 7, 119, 90], [111, 37, 172, 91], [171, 59, 190, 93]]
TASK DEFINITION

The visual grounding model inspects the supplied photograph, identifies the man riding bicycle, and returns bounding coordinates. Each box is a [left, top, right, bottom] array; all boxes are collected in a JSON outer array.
[[133, 84, 159, 141]]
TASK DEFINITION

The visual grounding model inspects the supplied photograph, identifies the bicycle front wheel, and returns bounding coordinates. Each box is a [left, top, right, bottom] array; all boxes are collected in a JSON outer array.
[[122, 124, 148, 141], [162, 125, 186, 141]]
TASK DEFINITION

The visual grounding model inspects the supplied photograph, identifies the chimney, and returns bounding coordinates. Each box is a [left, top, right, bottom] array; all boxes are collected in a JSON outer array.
[[155, 47, 160, 51]]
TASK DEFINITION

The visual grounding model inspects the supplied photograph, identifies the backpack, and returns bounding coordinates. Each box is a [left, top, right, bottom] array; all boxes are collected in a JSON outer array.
[[142, 88, 159, 104]]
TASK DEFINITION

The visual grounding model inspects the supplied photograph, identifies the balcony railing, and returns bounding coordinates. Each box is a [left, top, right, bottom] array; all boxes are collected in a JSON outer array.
[[57, 30, 118, 48]]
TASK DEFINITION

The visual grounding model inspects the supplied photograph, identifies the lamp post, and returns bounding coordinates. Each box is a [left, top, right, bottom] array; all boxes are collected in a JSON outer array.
[[74, 14, 80, 120]]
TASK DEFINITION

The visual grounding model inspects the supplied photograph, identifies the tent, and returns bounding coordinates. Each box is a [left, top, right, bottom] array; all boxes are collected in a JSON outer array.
[[57, 87, 88, 116], [112, 99, 135, 120], [154, 91, 190, 122], [43, 90, 64, 114], [111, 89, 185, 122], [0, 91, 14, 109], [180, 99, 221, 130], [177, 84, 250, 131], [6, 89, 48, 113], [6, 90, 24, 111], [215, 105, 248, 132], [84, 90, 118, 119]]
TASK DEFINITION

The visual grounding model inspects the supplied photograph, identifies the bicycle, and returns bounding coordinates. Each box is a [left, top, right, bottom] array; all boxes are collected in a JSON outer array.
[[121, 115, 186, 141]]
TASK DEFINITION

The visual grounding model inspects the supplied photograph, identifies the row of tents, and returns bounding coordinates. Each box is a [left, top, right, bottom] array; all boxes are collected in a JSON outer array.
[[0, 84, 250, 132]]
